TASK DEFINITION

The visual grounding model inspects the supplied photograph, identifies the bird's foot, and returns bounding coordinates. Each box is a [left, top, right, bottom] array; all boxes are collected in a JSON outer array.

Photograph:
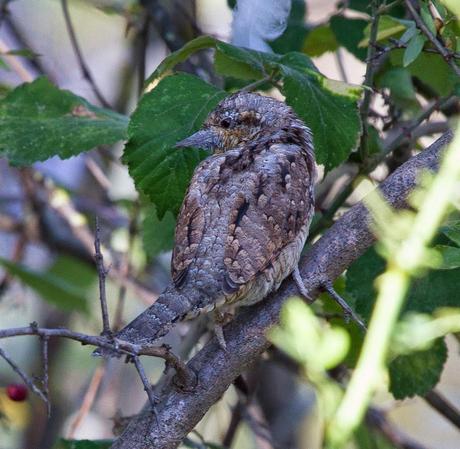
[[212, 309, 232, 351], [293, 266, 313, 302], [320, 280, 367, 331], [293, 267, 366, 331]]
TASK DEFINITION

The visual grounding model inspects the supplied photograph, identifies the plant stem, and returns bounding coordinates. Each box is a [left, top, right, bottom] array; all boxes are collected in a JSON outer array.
[[359, 0, 381, 162]]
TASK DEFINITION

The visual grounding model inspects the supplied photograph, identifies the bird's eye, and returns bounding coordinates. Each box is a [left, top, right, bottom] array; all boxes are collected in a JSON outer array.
[[220, 118, 231, 129]]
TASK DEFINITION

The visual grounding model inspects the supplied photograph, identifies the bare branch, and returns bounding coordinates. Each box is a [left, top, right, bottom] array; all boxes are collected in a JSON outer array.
[[94, 217, 111, 337], [60, 0, 112, 108], [423, 389, 460, 431], [132, 356, 158, 412], [359, 0, 381, 161], [41, 336, 51, 417], [110, 131, 454, 449], [0, 325, 193, 386]]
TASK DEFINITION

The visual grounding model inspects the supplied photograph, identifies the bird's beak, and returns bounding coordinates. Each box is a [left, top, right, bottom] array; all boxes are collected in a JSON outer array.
[[175, 129, 219, 150]]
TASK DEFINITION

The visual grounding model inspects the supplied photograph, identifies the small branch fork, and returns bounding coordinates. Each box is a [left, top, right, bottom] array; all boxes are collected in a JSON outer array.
[[0, 326, 196, 404], [0, 225, 195, 416]]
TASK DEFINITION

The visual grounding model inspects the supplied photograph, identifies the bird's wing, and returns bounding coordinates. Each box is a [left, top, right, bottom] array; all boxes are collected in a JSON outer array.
[[171, 183, 205, 287], [223, 144, 314, 293]]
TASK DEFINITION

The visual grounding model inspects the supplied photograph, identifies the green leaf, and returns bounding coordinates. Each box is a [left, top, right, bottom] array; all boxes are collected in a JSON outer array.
[[0, 255, 94, 312], [2, 48, 39, 59], [347, 0, 373, 13], [359, 15, 408, 47], [279, 54, 362, 170], [377, 67, 419, 110], [442, 222, 460, 246], [420, 2, 437, 36], [145, 37, 362, 172], [432, 0, 449, 19], [302, 25, 338, 57], [354, 422, 399, 449], [346, 247, 460, 321], [271, 0, 308, 54], [348, 0, 405, 17], [123, 73, 226, 218], [146, 36, 218, 86], [330, 16, 368, 61], [346, 247, 460, 398], [389, 338, 447, 399], [378, 67, 416, 100], [0, 77, 128, 165], [142, 204, 176, 257], [214, 44, 272, 81], [269, 297, 350, 371], [434, 245, 460, 269], [403, 33, 426, 67], [54, 440, 113, 449], [390, 50, 458, 96]]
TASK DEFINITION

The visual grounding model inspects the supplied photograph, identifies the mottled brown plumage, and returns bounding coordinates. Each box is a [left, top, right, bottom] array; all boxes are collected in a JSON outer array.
[[115, 92, 316, 347]]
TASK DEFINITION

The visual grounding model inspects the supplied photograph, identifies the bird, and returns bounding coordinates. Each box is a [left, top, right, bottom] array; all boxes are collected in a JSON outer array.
[[112, 91, 317, 349]]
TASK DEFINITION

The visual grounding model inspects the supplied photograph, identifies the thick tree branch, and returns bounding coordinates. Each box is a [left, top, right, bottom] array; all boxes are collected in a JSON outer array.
[[111, 131, 454, 449]]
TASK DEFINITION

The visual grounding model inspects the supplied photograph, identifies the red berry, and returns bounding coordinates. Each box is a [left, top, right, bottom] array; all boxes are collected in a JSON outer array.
[[6, 384, 28, 402]]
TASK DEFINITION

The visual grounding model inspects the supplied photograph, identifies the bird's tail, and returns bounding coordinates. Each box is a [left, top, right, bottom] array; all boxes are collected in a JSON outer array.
[[93, 285, 194, 356]]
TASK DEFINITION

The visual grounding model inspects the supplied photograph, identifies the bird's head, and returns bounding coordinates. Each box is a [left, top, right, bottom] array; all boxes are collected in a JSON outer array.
[[176, 92, 299, 153]]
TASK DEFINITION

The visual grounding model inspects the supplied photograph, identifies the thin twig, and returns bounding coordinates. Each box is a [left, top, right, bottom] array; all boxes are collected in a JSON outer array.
[[404, 0, 460, 78], [369, 39, 460, 63], [60, 0, 112, 107], [41, 336, 51, 417], [423, 389, 460, 431], [132, 356, 158, 412], [0, 346, 48, 404], [359, 0, 381, 162], [94, 217, 111, 337], [0, 325, 195, 390], [378, 95, 454, 164]]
